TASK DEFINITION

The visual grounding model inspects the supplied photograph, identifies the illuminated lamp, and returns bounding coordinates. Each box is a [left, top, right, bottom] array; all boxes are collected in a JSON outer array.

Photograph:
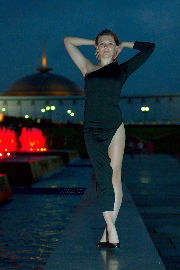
[[67, 110, 71, 114], [51, 106, 55, 111], [41, 109, 45, 113], [0, 153, 2, 157], [2, 108, 6, 112], [70, 112, 75, 116], [25, 115, 29, 119], [7, 152, 11, 156], [46, 106, 50, 110], [0, 113, 4, 122]]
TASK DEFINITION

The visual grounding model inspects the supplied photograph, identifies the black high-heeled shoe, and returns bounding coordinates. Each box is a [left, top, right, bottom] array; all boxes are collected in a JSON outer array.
[[108, 242, 120, 248], [96, 224, 109, 247]]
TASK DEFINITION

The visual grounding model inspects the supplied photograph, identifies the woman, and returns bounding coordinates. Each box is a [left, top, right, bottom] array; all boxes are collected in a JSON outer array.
[[64, 29, 155, 248]]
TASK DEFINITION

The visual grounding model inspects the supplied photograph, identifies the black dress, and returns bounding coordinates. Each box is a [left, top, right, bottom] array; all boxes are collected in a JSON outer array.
[[83, 41, 155, 212]]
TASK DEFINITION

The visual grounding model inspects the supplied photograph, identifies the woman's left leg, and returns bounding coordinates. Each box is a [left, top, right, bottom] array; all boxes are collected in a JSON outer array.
[[100, 122, 126, 242], [109, 123, 125, 223]]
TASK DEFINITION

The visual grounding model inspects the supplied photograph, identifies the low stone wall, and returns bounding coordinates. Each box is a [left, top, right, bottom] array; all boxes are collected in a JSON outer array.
[[0, 150, 79, 186], [0, 174, 13, 202]]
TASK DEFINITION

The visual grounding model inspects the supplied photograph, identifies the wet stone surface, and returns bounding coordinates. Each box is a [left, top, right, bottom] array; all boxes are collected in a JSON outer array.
[[123, 154, 180, 270], [0, 159, 91, 270], [0, 194, 83, 269]]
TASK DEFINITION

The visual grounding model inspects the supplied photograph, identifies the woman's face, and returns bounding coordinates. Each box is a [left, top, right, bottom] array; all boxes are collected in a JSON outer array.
[[96, 34, 118, 61]]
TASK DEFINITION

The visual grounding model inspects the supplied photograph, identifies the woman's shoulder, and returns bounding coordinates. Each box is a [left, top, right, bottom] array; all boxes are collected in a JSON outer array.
[[87, 62, 102, 73], [83, 63, 102, 78]]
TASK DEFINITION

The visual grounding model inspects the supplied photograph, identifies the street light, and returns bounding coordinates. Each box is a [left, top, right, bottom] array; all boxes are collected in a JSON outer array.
[[51, 106, 55, 111]]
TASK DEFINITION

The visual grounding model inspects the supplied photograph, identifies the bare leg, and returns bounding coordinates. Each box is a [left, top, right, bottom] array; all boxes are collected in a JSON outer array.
[[99, 173, 123, 242], [112, 170, 123, 224], [102, 211, 119, 243], [99, 123, 125, 242]]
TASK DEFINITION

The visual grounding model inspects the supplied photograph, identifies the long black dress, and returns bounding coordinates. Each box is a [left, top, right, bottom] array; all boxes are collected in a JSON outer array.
[[83, 41, 155, 212]]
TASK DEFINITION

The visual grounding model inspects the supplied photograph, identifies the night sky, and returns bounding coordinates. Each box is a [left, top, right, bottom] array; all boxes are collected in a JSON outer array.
[[0, 0, 179, 96]]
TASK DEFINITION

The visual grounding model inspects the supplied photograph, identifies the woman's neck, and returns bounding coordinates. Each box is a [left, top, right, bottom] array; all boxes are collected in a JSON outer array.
[[97, 60, 114, 67]]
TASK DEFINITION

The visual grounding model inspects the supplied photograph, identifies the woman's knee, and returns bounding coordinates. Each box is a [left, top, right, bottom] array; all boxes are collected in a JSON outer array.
[[111, 166, 122, 181], [110, 163, 122, 173]]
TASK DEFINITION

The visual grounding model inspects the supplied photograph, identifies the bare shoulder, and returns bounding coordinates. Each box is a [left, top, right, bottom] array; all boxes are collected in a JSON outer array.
[[83, 62, 102, 77], [83, 62, 101, 77]]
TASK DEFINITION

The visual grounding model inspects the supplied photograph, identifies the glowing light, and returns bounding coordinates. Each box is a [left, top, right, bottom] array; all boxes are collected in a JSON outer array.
[[42, 41, 47, 67], [0, 113, 4, 122], [51, 106, 55, 111], [67, 110, 71, 114], [44, 148, 47, 151], [40, 148, 44, 151], [70, 112, 75, 116], [0, 153, 2, 157], [141, 106, 150, 111], [25, 114, 29, 119], [7, 152, 11, 156], [46, 106, 50, 111], [2, 108, 6, 112], [19, 127, 46, 152], [41, 109, 45, 113]]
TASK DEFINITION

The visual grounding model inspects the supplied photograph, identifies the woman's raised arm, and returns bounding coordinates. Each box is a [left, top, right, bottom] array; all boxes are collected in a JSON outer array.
[[64, 36, 95, 76], [120, 41, 155, 77]]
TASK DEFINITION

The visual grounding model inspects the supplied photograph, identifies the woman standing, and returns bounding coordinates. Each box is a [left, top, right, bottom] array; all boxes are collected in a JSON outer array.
[[64, 29, 155, 248]]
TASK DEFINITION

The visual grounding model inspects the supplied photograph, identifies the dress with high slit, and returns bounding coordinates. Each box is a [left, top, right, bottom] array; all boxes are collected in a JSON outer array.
[[83, 41, 155, 212]]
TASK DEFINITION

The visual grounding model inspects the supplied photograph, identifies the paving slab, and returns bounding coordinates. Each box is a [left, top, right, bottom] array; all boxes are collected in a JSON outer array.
[[45, 177, 166, 270]]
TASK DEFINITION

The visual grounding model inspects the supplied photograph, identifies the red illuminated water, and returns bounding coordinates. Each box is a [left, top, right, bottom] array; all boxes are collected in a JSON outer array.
[[0, 127, 17, 153], [0, 127, 47, 156], [19, 127, 47, 152]]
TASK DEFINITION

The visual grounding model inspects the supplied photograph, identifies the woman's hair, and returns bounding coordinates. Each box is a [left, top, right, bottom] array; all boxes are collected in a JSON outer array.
[[95, 29, 120, 62]]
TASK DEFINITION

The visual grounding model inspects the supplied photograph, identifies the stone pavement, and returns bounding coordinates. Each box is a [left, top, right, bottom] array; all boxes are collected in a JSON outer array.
[[123, 153, 180, 269], [45, 156, 166, 270]]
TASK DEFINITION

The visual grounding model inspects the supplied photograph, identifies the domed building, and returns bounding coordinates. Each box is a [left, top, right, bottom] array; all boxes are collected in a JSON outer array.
[[4, 71, 83, 97], [3, 46, 83, 96], [0, 43, 85, 123]]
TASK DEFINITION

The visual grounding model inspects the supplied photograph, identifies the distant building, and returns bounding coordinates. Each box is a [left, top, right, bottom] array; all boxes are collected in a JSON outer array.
[[0, 43, 179, 125]]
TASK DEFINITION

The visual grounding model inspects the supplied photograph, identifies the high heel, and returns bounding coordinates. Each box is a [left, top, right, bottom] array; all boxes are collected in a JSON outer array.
[[96, 224, 109, 247], [108, 242, 120, 248]]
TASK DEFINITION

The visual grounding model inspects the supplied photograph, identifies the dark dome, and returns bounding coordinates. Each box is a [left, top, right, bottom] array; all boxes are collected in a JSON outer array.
[[3, 71, 84, 96]]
